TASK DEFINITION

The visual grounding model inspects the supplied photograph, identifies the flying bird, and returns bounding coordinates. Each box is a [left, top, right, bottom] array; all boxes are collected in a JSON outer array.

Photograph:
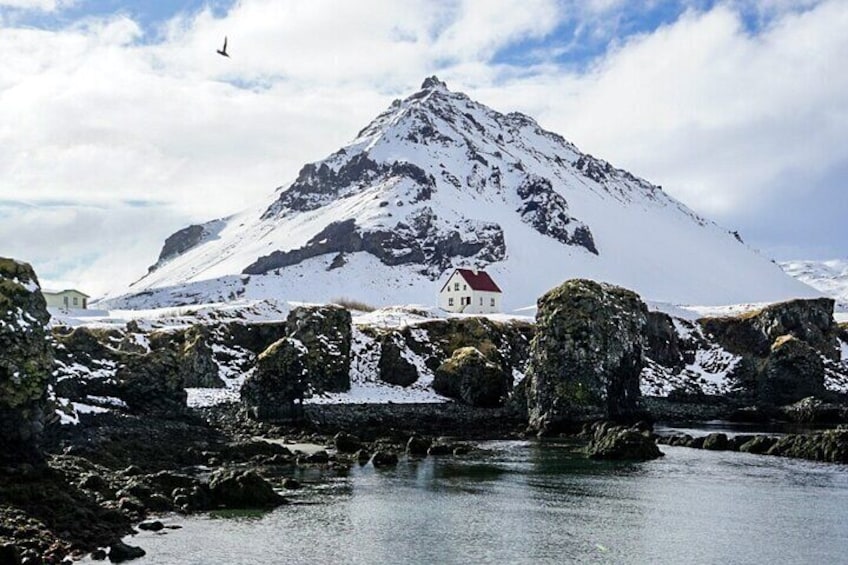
[[217, 36, 229, 58]]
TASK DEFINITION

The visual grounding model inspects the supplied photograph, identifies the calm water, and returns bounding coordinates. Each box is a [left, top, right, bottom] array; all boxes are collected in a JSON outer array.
[[116, 439, 848, 565]]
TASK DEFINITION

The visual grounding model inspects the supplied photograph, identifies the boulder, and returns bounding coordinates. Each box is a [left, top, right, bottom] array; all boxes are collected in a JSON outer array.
[[759, 336, 825, 405], [586, 422, 663, 461], [406, 435, 432, 456], [150, 325, 223, 388], [208, 468, 287, 508], [371, 450, 399, 467], [701, 433, 729, 451], [334, 432, 362, 454], [526, 279, 648, 433], [240, 338, 308, 421], [0, 258, 53, 457], [700, 298, 839, 360], [108, 541, 146, 563], [285, 305, 352, 393], [738, 435, 778, 454], [432, 347, 511, 407], [114, 350, 186, 416], [644, 311, 684, 370], [766, 428, 848, 463], [378, 334, 419, 386]]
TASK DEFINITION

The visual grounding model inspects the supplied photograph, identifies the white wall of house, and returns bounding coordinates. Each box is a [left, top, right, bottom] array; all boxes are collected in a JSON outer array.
[[43, 290, 89, 310], [438, 271, 501, 314]]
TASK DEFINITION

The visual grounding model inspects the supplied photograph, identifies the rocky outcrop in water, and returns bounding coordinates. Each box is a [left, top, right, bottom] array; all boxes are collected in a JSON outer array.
[[586, 421, 663, 461], [0, 258, 53, 459], [526, 279, 648, 433]]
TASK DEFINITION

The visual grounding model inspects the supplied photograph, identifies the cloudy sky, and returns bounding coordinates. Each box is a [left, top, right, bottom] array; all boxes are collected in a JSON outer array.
[[1, 0, 845, 296]]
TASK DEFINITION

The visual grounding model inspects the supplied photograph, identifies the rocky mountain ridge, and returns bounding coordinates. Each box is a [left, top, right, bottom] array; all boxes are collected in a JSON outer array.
[[100, 77, 816, 310]]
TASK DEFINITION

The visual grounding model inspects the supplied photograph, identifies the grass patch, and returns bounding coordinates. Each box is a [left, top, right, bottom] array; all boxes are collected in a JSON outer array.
[[332, 297, 377, 312]]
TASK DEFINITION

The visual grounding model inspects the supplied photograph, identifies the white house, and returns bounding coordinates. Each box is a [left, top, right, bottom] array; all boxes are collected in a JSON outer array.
[[43, 289, 90, 310], [438, 268, 502, 314]]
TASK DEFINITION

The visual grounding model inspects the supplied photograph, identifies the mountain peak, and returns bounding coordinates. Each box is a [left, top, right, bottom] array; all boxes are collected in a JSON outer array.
[[112, 80, 819, 311], [420, 75, 448, 90]]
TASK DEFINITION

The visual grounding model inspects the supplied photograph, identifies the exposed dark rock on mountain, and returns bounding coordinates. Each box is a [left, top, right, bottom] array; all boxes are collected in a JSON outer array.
[[760, 336, 825, 405], [516, 175, 597, 254], [526, 279, 648, 433], [0, 258, 53, 459], [147, 221, 224, 273], [262, 154, 435, 218], [244, 210, 505, 279]]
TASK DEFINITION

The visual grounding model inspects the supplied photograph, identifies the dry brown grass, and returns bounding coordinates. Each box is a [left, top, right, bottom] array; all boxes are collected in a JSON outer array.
[[331, 297, 377, 312]]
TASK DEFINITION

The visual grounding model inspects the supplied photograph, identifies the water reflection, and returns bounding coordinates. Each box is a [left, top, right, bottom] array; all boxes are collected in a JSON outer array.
[[92, 439, 848, 565]]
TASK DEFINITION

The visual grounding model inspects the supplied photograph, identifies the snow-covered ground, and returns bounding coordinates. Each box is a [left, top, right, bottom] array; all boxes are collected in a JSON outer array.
[[781, 259, 848, 312]]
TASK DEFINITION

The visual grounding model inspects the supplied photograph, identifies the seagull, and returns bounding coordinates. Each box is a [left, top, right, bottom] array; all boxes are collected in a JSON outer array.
[[217, 36, 230, 58]]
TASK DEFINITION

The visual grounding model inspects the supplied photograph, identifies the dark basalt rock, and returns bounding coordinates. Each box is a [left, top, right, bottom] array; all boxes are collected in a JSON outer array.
[[262, 153, 435, 218], [371, 450, 399, 468], [0, 258, 53, 458], [378, 333, 419, 387], [766, 428, 848, 463], [108, 541, 146, 563], [701, 433, 729, 451], [515, 175, 597, 254], [586, 422, 663, 461], [738, 435, 778, 454], [243, 208, 505, 280], [432, 347, 511, 407], [150, 325, 223, 388], [208, 468, 286, 509], [334, 432, 362, 454], [286, 305, 352, 393], [699, 298, 839, 361], [760, 336, 825, 406], [149, 225, 204, 271], [526, 279, 648, 434], [241, 338, 308, 421], [406, 435, 432, 456], [114, 350, 187, 416], [645, 311, 685, 371]]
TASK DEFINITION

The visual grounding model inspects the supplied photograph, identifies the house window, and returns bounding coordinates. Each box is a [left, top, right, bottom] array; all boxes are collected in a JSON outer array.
[[454, 282, 460, 291], [479, 297, 483, 306], [490, 298, 495, 307], [73, 297, 78, 306], [448, 297, 454, 306]]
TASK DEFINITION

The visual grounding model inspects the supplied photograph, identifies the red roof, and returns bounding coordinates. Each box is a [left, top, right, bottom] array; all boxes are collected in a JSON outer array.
[[455, 268, 502, 292]]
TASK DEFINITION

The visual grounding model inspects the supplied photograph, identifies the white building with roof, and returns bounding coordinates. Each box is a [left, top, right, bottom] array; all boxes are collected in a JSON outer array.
[[438, 268, 502, 314], [43, 288, 90, 310]]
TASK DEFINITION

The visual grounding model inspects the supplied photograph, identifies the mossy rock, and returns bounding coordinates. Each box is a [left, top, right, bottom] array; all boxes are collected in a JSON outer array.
[[433, 347, 511, 407], [526, 279, 648, 433]]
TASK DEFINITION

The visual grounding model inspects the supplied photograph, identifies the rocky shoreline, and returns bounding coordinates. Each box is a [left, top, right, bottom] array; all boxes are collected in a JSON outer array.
[[3, 258, 848, 563]]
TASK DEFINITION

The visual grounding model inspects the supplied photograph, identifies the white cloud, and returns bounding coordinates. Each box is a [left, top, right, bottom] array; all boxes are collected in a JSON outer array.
[[0, 0, 71, 11]]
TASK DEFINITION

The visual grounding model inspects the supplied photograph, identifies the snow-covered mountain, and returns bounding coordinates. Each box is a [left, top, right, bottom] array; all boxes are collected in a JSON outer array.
[[781, 259, 848, 312], [102, 77, 818, 310]]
